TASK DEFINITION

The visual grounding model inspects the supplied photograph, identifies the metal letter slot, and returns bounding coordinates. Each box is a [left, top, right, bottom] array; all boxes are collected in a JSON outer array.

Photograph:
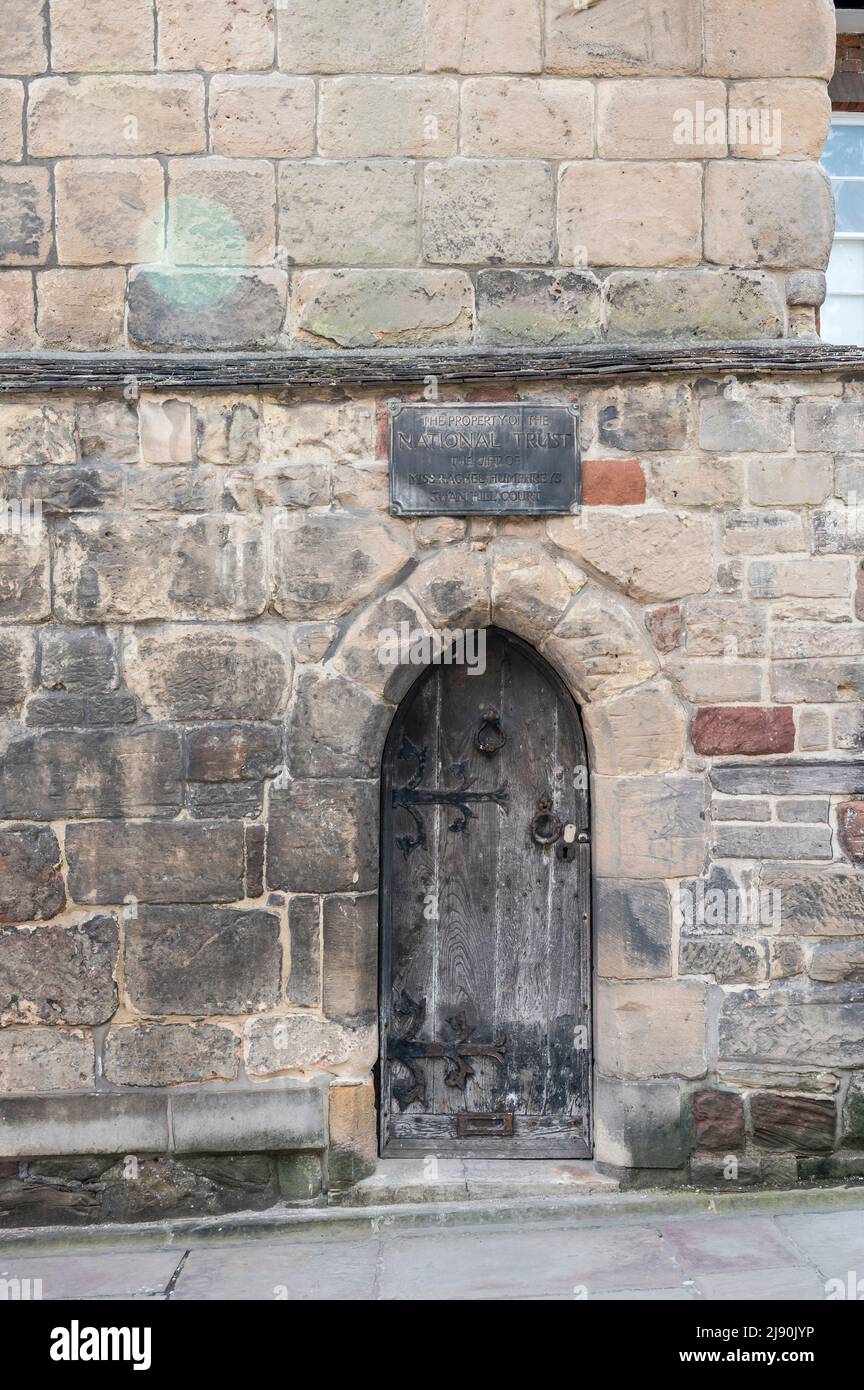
[[456, 1112, 515, 1138]]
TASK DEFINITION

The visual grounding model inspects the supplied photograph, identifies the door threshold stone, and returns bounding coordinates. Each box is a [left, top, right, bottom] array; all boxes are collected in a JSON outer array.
[[328, 1158, 620, 1207]]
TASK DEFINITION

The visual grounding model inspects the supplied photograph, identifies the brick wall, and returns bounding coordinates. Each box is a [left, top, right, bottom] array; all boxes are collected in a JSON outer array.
[[0, 0, 839, 352], [831, 32, 864, 106]]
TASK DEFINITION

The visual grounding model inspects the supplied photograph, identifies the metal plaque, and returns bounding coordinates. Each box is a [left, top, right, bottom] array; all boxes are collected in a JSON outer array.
[[389, 402, 580, 517]]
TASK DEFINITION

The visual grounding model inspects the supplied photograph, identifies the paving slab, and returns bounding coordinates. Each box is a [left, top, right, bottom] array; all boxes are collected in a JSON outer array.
[[776, 1210, 864, 1278], [0, 1250, 180, 1300], [172, 1237, 379, 1301], [693, 1266, 828, 1301], [658, 1215, 806, 1277]]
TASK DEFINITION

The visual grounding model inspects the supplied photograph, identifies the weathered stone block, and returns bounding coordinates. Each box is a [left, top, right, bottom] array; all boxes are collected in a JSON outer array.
[[244, 1014, 375, 1076], [462, 77, 592, 158], [599, 79, 726, 159], [287, 670, 391, 778], [0, 532, 50, 622], [126, 905, 280, 1014], [0, 728, 181, 820], [679, 938, 760, 984], [541, 584, 659, 703], [587, 681, 685, 775], [728, 81, 831, 162], [279, 160, 417, 265], [751, 1092, 836, 1152], [268, 782, 378, 893], [426, 0, 542, 74], [186, 781, 263, 819], [704, 162, 833, 270], [703, 0, 836, 79], [124, 626, 287, 719], [598, 383, 691, 451], [842, 1076, 864, 1148], [582, 458, 645, 506], [488, 544, 580, 642], [0, 401, 77, 467], [128, 267, 287, 350], [0, 80, 23, 161], [209, 74, 314, 157], [594, 879, 671, 980], [475, 269, 601, 346], [548, 510, 713, 604], [185, 723, 282, 783], [36, 268, 126, 350], [277, 1152, 322, 1203], [67, 820, 245, 904], [605, 270, 784, 341], [700, 397, 792, 452], [684, 597, 765, 656], [51, 0, 156, 71], [720, 988, 864, 1067], [40, 628, 117, 694], [278, 0, 423, 73], [288, 896, 320, 1007], [593, 776, 707, 879], [104, 1024, 239, 1086], [0, 825, 65, 924], [322, 893, 378, 1026], [28, 75, 205, 156], [595, 1076, 688, 1169], [559, 161, 702, 268], [0, 0, 47, 74], [0, 167, 51, 265], [546, 0, 700, 77], [168, 157, 276, 265], [0, 271, 36, 348], [158, 0, 274, 70], [795, 399, 864, 452], [0, 628, 34, 709], [693, 1090, 745, 1152], [724, 510, 806, 555], [170, 1079, 326, 1154], [0, 915, 117, 1025], [0, 1092, 168, 1156], [292, 269, 473, 349], [713, 762, 864, 798], [713, 823, 832, 861], [692, 706, 795, 756], [0, 1029, 94, 1095], [319, 75, 457, 157], [838, 802, 864, 863], [53, 515, 267, 621], [424, 159, 554, 264], [809, 942, 864, 984], [327, 1080, 377, 1186], [272, 510, 411, 621], [597, 979, 707, 1079]]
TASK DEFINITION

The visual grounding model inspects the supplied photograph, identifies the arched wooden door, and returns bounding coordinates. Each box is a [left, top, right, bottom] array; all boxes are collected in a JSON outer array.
[[380, 628, 592, 1158]]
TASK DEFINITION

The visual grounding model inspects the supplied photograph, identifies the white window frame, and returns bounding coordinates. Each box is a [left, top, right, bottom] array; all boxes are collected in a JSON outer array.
[[827, 111, 864, 245]]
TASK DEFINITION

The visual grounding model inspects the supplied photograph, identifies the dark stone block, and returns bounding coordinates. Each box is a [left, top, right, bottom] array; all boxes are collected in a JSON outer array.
[[267, 780, 378, 893], [0, 1178, 102, 1228], [246, 824, 265, 898], [711, 760, 864, 797], [598, 384, 691, 451], [0, 824, 65, 923], [187, 781, 264, 819], [750, 1092, 836, 1153], [680, 938, 760, 983], [103, 1024, 239, 1087], [12, 463, 125, 513], [594, 879, 671, 979], [128, 267, 287, 350], [288, 896, 320, 1007], [125, 905, 281, 1015], [40, 627, 118, 693], [287, 670, 393, 777], [98, 1153, 280, 1223], [322, 893, 378, 1025], [66, 820, 245, 904], [25, 694, 86, 726], [186, 723, 282, 782], [693, 1090, 745, 1151], [0, 915, 118, 1025], [0, 728, 182, 820]]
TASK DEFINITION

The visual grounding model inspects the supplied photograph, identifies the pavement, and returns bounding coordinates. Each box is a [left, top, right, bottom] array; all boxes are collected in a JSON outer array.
[[1, 1181, 864, 1301]]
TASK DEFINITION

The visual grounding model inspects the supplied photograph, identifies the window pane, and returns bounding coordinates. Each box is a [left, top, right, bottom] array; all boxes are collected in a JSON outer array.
[[832, 179, 864, 234], [822, 123, 864, 177], [822, 293, 864, 347], [827, 240, 864, 296]]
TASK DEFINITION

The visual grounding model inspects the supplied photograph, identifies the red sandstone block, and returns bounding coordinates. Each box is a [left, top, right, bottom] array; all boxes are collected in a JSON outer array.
[[691, 706, 795, 756], [582, 458, 646, 505], [838, 802, 864, 862]]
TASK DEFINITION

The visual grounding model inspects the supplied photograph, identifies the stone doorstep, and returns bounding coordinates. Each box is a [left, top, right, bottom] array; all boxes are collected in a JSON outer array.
[[1, 1184, 863, 1257], [328, 1158, 621, 1207]]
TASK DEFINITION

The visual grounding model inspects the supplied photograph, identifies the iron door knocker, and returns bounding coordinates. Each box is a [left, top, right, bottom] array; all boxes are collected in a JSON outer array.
[[475, 707, 506, 756], [531, 796, 563, 846]]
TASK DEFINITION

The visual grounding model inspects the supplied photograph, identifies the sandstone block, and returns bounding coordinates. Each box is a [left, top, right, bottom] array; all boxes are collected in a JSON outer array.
[[748, 455, 832, 506], [669, 656, 763, 704], [319, 76, 457, 157], [426, 0, 542, 74], [323, 894, 378, 1026], [104, 1024, 239, 1086], [728, 81, 831, 162], [605, 270, 784, 341], [598, 383, 692, 450], [693, 1090, 745, 1152], [168, 157, 276, 265], [408, 543, 491, 627], [125, 626, 287, 720], [593, 776, 708, 879], [0, 628, 34, 710], [0, 1029, 93, 1095], [723, 510, 806, 555], [287, 896, 320, 1007], [699, 396, 792, 452], [545, 0, 700, 77], [594, 879, 671, 980], [287, 670, 391, 778], [37, 269, 126, 350], [684, 598, 765, 658], [679, 938, 760, 984], [272, 510, 411, 620], [703, 0, 836, 79], [51, 0, 156, 71], [53, 515, 267, 622], [843, 1077, 864, 1147], [705, 162, 834, 271], [713, 823, 832, 860], [795, 399, 864, 452], [714, 763, 864, 797], [559, 161, 702, 268], [67, 822, 246, 905], [598, 79, 727, 159], [55, 158, 164, 265], [423, 159, 554, 264], [751, 1092, 836, 1152], [126, 906, 280, 1014], [596, 1077, 688, 1169], [586, 681, 685, 775], [750, 558, 850, 600], [328, 1080, 377, 1186], [40, 628, 117, 693], [267, 781, 377, 893], [0, 728, 181, 819], [0, 0, 47, 74], [0, 916, 118, 1025], [489, 543, 583, 640], [292, 269, 473, 349], [582, 459, 645, 506], [209, 74, 314, 157], [0, 825, 65, 924], [475, 269, 601, 346], [461, 78, 592, 158], [0, 531, 50, 621], [186, 723, 282, 783], [0, 167, 51, 265], [808, 942, 864, 984], [541, 584, 659, 703], [548, 510, 713, 603], [0, 271, 36, 348], [244, 1015, 374, 1077], [597, 979, 707, 1079], [278, 0, 423, 73], [692, 707, 795, 757], [158, 0, 274, 70], [128, 267, 287, 349], [838, 802, 864, 863], [279, 160, 417, 265], [28, 75, 205, 157], [0, 81, 23, 161], [720, 989, 864, 1067]]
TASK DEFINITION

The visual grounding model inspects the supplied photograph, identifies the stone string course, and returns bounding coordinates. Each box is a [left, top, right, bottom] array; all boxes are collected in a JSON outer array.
[[0, 366, 863, 1218], [0, 0, 839, 351]]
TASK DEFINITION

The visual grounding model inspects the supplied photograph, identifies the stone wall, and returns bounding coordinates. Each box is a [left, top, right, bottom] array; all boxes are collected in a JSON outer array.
[[0, 0, 838, 352], [1, 367, 864, 1220]]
